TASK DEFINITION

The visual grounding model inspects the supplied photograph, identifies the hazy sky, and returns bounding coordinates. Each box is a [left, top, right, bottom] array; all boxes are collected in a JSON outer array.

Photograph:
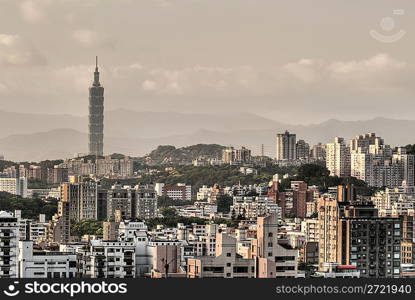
[[0, 0, 413, 124]]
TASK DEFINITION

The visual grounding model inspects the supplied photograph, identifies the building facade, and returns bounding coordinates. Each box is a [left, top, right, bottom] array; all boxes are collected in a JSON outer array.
[[88, 57, 104, 156], [276, 131, 296, 161]]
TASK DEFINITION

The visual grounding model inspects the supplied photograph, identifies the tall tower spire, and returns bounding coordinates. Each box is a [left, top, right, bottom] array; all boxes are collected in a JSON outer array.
[[89, 56, 104, 157], [93, 56, 100, 86]]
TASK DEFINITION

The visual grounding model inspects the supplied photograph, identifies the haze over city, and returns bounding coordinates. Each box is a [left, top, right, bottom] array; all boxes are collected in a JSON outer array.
[[0, 0, 413, 124]]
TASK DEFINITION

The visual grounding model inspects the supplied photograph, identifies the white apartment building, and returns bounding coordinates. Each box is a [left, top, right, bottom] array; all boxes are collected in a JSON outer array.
[[18, 241, 77, 278], [301, 219, 320, 242], [78, 240, 136, 278], [348, 134, 413, 188], [0, 177, 27, 197], [326, 137, 350, 177], [29, 215, 48, 243], [176, 202, 218, 218], [371, 188, 415, 217], [117, 221, 152, 277], [14, 213, 48, 242], [0, 211, 19, 278], [231, 196, 281, 219]]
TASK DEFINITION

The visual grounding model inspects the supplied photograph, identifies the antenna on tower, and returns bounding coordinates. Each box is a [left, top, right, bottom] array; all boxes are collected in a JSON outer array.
[[95, 56, 98, 69]]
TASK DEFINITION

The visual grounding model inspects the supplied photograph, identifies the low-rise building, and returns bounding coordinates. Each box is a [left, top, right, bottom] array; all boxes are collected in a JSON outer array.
[[18, 241, 77, 278]]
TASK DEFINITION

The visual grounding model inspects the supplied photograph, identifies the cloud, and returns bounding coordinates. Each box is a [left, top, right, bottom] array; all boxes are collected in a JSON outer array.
[[0, 34, 20, 46], [19, 0, 49, 23], [142, 80, 157, 91], [283, 59, 323, 84], [129, 63, 143, 70], [154, 0, 172, 7], [328, 53, 406, 74], [2, 53, 410, 121], [18, 0, 99, 24], [0, 34, 46, 66], [72, 29, 98, 47], [127, 54, 409, 98], [0, 83, 7, 94], [55, 64, 94, 92]]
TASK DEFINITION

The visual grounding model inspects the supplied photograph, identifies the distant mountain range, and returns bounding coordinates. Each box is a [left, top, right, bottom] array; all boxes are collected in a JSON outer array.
[[0, 109, 414, 161]]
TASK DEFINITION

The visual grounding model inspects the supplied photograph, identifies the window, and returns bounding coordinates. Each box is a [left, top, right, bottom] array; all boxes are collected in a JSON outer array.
[[275, 256, 295, 262], [226, 253, 231, 257], [34, 272, 44, 275], [203, 267, 224, 273], [233, 266, 248, 273], [276, 266, 295, 271]]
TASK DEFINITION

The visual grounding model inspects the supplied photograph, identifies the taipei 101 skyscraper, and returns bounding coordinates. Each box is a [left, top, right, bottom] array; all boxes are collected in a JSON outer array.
[[88, 56, 104, 156]]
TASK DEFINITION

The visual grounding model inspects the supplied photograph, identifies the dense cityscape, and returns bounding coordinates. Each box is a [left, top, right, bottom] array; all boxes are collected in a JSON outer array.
[[0, 61, 414, 280]]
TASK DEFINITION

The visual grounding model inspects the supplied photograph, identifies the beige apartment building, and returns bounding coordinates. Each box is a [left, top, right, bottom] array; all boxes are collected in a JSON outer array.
[[317, 195, 342, 270], [251, 213, 299, 277], [187, 232, 255, 278]]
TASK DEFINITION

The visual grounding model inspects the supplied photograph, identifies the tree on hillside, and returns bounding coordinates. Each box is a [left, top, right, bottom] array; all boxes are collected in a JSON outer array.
[[216, 195, 233, 213], [71, 219, 103, 237], [161, 207, 178, 218]]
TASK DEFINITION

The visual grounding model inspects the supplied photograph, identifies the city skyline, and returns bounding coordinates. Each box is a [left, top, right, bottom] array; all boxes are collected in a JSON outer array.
[[0, 1, 413, 124]]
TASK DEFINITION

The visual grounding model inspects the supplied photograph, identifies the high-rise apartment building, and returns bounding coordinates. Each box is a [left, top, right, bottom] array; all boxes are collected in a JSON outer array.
[[311, 143, 326, 161], [296, 140, 310, 160], [276, 131, 296, 161], [278, 181, 314, 218], [350, 133, 386, 154], [339, 203, 402, 278], [47, 166, 68, 185], [60, 181, 98, 222], [318, 185, 402, 278], [106, 184, 158, 221], [317, 195, 343, 270], [222, 146, 251, 164], [326, 137, 350, 177], [89, 57, 104, 156], [393, 147, 415, 187], [349, 134, 413, 188], [106, 184, 134, 220], [134, 185, 158, 220]]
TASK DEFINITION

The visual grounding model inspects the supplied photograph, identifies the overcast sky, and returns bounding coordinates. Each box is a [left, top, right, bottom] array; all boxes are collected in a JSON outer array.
[[0, 0, 413, 124]]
